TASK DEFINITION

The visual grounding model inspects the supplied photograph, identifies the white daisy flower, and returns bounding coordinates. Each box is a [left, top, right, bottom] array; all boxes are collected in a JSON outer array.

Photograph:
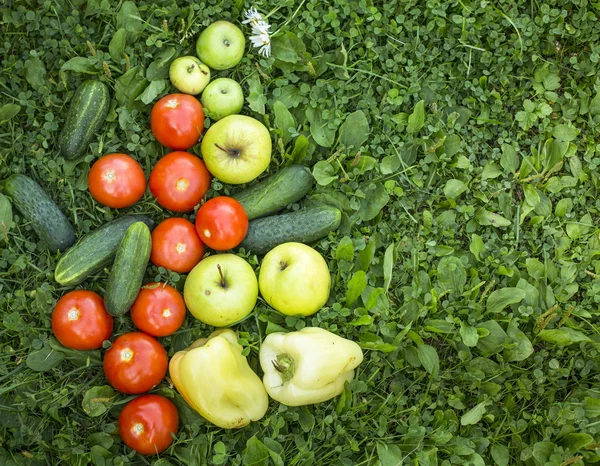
[[242, 7, 263, 27], [250, 31, 271, 57]]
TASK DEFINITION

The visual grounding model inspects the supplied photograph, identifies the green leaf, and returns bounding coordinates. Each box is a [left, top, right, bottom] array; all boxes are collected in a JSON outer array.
[[135, 79, 167, 105], [338, 110, 369, 151], [470, 234, 486, 260], [538, 328, 591, 346], [444, 179, 468, 199], [503, 321, 534, 362], [350, 314, 374, 326], [0, 103, 21, 123], [246, 74, 266, 115], [481, 162, 502, 180], [460, 400, 491, 426], [491, 444, 510, 466], [306, 107, 336, 147], [335, 236, 354, 262], [558, 433, 593, 452], [273, 101, 296, 145], [383, 242, 395, 292], [552, 124, 579, 141], [109, 28, 127, 61], [312, 161, 337, 186], [359, 183, 390, 221], [359, 333, 397, 352], [271, 31, 305, 63], [476, 321, 507, 355], [417, 344, 439, 375], [24, 56, 47, 90], [291, 134, 309, 164], [61, 57, 96, 74], [82, 386, 118, 417], [297, 406, 315, 433], [90, 445, 112, 465], [26, 346, 64, 372], [460, 322, 479, 347], [346, 270, 367, 305], [0, 193, 13, 234], [444, 134, 461, 156], [474, 209, 512, 227], [408, 100, 425, 133], [590, 90, 600, 116], [437, 256, 466, 293], [242, 436, 270, 466], [486, 287, 526, 313], [115, 66, 148, 108], [116, 1, 143, 35], [500, 144, 520, 174], [146, 47, 177, 81], [377, 443, 403, 466]]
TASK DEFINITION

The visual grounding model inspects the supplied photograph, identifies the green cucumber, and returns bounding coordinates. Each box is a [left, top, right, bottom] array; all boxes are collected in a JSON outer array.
[[105, 222, 152, 316], [4, 174, 76, 252], [54, 214, 155, 286], [58, 80, 110, 160], [240, 205, 342, 255], [232, 165, 314, 220]]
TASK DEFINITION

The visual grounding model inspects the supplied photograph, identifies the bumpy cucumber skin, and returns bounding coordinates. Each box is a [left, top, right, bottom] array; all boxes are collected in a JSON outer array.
[[54, 214, 155, 286], [105, 222, 152, 316], [4, 174, 76, 253], [239, 205, 342, 255], [58, 80, 110, 160], [232, 165, 314, 220]]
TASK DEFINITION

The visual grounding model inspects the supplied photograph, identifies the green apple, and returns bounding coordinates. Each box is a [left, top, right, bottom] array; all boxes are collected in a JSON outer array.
[[258, 242, 331, 317], [200, 115, 271, 184], [184, 254, 258, 327], [201, 78, 244, 121], [196, 21, 245, 70], [169, 56, 211, 95]]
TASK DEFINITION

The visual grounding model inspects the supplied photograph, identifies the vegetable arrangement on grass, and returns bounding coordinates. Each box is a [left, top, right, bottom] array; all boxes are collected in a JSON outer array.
[[2, 14, 352, 457]]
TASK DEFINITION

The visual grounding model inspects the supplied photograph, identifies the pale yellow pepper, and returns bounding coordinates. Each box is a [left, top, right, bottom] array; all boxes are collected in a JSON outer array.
[[169, 329, 269, 429]]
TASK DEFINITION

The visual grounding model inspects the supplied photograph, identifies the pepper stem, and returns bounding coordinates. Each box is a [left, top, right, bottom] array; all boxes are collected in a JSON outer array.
[[217, 264, 226, 288], [271, 353, 295, 383]]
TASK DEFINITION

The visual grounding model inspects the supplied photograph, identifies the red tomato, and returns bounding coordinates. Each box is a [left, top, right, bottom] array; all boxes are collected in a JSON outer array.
[[150, 218, 205, 273], [149, 151, 211, 212], [88, 154, 146, 208], [103, 332, 168, 394], [118, 394, 179, 455], [195, 196, 248, 251], [150, 94, 205, 150], [51, 290, 113, 350], [130, 283, 186, 337]]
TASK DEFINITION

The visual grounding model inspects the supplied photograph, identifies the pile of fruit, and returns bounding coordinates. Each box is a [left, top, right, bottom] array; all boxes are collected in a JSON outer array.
[[2, 19, 362, 455]]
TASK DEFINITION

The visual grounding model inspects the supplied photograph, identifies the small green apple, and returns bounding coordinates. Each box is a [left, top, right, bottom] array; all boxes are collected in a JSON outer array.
[[201, 78, 244, 121], [169, 56, 211, 95], [258, 242, 331, 317], [184, 254, 258, 327], [200, 115, 271, 184], [196, 21, 245, 70]]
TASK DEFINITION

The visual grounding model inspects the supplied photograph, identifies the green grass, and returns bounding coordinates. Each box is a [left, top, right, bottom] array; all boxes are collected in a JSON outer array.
[[2, 0, 600, 465]]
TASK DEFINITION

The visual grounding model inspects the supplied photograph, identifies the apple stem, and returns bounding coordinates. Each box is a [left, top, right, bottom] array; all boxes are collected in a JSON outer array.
[[215, 143, 241, 158], [279, 260, 288, 271], [187, 64, 196, 73], [217, 264, 226, 288]]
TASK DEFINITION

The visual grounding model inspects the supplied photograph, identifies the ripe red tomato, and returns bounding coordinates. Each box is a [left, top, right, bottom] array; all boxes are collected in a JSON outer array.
[[88, 154, 146, 208], [150, 94, 205, 150], [195, 196, 248, 251], [52, 290, 113, 350], [150, 218, 205, 273], [103, 332, 168, 394], [130, 283, 186, 337], [118, 394, 179, 455], [149, 151, 211, 212]]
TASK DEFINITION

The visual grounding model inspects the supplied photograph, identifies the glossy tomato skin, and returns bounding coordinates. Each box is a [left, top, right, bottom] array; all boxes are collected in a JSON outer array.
[[118, 394, 179, 455], [130, 282, 187, 337], [151, 218, 205, 273], [195, 196, 248, 251], [150, 94, 205, 150], [149, 151, 211, 212], [88, 154, 146, 208], [103, 332, 168, 394], [52, 290, 113, 350]]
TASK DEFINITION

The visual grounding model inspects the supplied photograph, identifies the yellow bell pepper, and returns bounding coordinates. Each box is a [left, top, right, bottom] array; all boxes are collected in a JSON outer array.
[[259, 327, 364, 406], [169, 329, 269, 429]]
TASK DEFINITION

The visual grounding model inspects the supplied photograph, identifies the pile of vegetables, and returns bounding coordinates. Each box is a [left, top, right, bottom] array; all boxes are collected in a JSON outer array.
[[2, 17, 357, 456]]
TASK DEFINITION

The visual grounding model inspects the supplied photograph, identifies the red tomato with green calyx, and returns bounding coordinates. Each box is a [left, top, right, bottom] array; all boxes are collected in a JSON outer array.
[[150, 94, 205, 150], [149, 151, 211, 212], [151, 217, 205, 273], [131, 282, 186, 337], [88, 153, 146, 209], [52, 290, 113, 350], [103, 332, 168, 394], [118, 394, 179, 455], [195, 196, 248, 251]]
